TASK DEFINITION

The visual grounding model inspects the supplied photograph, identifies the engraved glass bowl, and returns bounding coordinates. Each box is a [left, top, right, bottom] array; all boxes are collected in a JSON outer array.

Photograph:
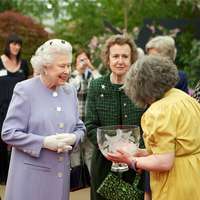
[[97, 125, 140, 172]]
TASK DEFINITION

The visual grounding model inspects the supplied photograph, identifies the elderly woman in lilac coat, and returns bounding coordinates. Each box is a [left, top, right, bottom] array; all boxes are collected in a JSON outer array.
[[1, 39, 86, 200]]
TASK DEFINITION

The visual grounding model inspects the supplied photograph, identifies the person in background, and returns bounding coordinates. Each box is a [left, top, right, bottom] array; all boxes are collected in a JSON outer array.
[[85, 33, 146, 200], [137, 47, 145, 59], [1, 39, 86, 200], [0, 33, 29, 185], [68, 48, 101, 172], [106, 54, 200, 200], [145, 35, 189, 94], [192, 81, 200, 102], [33, 70, 39, 77]]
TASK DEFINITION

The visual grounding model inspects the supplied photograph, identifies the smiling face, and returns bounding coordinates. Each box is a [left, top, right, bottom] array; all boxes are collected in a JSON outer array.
[[9, 42, 21, 57], [108, 44, 131, 78], [43, 54, 71, 90]]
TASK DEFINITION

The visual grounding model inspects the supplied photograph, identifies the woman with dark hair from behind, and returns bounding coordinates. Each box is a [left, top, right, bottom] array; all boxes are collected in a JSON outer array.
[[0, 33, 29, 185], [192, 81, 200, 103]]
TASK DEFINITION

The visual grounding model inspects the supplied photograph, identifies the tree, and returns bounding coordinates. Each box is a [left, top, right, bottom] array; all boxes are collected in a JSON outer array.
[[1, 0, 199, 85], [0, 11, 52, 74], [53, 0, 200, 50], [51, 0, 200, 88], [0, 0, 17, 13], [13, 0, 60, 24]]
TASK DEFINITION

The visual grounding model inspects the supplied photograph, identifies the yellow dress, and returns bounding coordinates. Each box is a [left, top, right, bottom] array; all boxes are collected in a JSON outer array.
[[142, 88, 200, 200]]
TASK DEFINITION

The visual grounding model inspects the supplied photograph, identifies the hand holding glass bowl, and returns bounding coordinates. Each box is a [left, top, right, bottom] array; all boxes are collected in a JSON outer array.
[[97, 125, 140, 172]]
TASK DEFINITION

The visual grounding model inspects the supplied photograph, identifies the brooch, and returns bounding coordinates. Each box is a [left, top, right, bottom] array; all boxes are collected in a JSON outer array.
[[63, 86, 70, 94], [101, 85, 105, 89]]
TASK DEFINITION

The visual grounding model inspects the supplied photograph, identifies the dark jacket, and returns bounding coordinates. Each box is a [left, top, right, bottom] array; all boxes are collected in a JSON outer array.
[[174, 70, 189, 94]]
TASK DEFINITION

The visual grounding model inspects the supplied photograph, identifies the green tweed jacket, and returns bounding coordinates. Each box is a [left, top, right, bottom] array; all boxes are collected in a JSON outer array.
[[85, 72, 146, 148]]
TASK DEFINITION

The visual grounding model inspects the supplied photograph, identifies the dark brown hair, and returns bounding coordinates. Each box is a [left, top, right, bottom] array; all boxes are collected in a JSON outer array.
[[75, 48, 90, 63], [4, 33, 22, 64]]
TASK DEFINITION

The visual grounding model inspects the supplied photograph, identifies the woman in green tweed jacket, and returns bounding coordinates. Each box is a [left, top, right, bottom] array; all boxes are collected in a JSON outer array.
[[85, 33, 146, 200]]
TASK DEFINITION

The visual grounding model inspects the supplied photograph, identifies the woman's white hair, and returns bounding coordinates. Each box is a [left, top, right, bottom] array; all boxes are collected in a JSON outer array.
[[31, 39, 73, 74], [145, 36, 177, 61]]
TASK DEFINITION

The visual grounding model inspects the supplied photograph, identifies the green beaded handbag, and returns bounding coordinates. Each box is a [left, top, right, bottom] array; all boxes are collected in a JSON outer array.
[[97, 171, 143, 200]]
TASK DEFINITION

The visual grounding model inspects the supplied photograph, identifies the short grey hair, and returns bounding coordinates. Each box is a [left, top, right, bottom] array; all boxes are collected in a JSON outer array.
[[124, 54, 179, 108], [145, 36, 176, 61], [31, 39, 73, 74]]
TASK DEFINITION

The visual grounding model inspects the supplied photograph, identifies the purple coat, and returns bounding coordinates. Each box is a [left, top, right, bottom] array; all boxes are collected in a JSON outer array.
[[1, 76, 86, 200]]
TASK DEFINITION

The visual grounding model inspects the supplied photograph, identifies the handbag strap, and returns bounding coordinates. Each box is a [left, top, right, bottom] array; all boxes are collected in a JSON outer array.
[[79, 140, 85, 165], [132, 171, 141, 187]]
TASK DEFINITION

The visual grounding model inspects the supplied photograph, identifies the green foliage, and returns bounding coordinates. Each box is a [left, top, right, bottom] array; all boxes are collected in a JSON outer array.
[[14, 0, 61, 23], [0, 11, 52, 75], [87, 34, 111, 75], [53, 0, 200, 84], [1, 0, 199, 83], [0, 0, 17, 13], [54, 0, 106, 51], [53, 0, 200, 51], [0, 0, 63, 25]]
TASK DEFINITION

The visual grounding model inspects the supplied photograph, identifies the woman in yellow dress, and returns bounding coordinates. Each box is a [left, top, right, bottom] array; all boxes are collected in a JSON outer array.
[[106, 54, 200, 200]]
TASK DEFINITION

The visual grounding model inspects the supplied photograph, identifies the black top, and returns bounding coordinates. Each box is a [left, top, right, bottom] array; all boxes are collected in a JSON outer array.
[[0, 57, 29, 126]]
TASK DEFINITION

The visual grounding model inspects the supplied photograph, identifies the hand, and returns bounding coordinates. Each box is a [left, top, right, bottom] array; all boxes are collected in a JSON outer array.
[[106, 148, 133, 166], [55, 133, 76, 146], [54, 133, 76, 153], [57, 143, 72, 153], [42, 135, 61, 152], [87, 59, 95, 71]]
